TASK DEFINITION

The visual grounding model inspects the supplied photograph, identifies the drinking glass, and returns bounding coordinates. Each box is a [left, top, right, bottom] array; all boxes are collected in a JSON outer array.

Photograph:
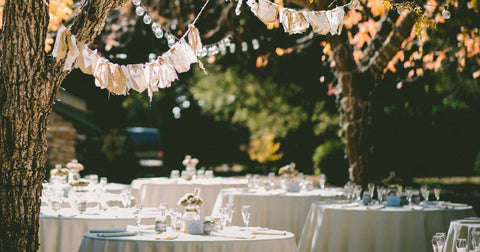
[[205, 170, 214, 179], [405, 186, 413, 204], [421, 184, 430, 202], [133, 205, 142, 232], [367, 183, 375, 199], [158, 203, 168, 219], [471, 231, 480, 249], [319, 174, 326, 189], [432, 235, 439, 252], [434, 185, 441, 201], [377, 186, 386, 202], [397, 184, 403, 194], [353, 185, 362, 201], [170, 170, 180, 179], [99, 177, 108, 187], [280, 174, 287, 190], [241, 205, 251, 230], [297, 173, 305, 188], [456, 238, 468, 252], [121, 189, 132, 208], [224, 203, 234, 227], [253, 175, 260, 190]]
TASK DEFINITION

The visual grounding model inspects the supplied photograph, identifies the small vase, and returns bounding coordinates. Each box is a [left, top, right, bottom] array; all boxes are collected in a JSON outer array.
[[286, 176, 300, 192], [183, 205, 203, 234]]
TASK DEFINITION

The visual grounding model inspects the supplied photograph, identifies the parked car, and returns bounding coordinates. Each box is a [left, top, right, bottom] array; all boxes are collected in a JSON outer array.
[[125, 127, 166, 177]]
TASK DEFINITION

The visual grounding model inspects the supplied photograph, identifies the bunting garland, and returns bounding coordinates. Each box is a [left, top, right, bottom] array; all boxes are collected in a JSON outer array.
[[52, 0, 211, 101], [246, 0, 351, 35]]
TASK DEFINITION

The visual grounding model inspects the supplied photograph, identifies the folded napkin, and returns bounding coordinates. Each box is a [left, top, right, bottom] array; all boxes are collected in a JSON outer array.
[[405, 205, 424, 210], [441, 202, 468, 208], [339, 202, 360, 208], [155, 233, 179, 240], [126, 224, 154, 231], [367, 204, 385, 210], [89, 227, 126, 233], [97, 231, 137, 237], [251, 230, 286, 235], [213, 232, 256, 239]]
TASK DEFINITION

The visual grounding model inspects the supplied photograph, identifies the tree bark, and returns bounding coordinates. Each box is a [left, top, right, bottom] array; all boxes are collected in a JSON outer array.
[[0, 0, 127, 251]]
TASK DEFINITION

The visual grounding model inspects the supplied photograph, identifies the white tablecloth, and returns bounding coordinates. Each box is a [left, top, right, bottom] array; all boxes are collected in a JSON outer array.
[[298, 202, 476, 252], [131, 177, 248, 217], [78, 229, 297, 252], [39, 207, 156, 252], [211, 188, 344, 240], [445, 218, 480, 252]]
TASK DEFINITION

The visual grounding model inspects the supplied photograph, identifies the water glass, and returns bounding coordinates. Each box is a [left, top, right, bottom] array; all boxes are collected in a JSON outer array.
[[367, 183, 375, 199], [405, 186, 413, 204], [377, 186, 387, 202], [319, 174, 326, 189], [305, 180, 314, 191], [421, 184, 430, 202], [456, 238, 467, 252], [205, 170, 214, 179], [99, 177, 107, 186], [432, 233, 446, 252], [158, 203, 168, 219], [241, 205, 251, 230], [297, 173, 305, 188], [170, 170, 180, 179], [133, 205, 142, 232], [253, 174, 260, 190], [353, 185, 362, 201]]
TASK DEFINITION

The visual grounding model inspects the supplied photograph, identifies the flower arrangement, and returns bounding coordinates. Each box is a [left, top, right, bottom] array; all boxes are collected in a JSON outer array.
[[69, 179, 90, 187], [177, 188, 203, 207], [279, 162, 298, 177], [182, 155, 199, 167], [66, 159, 84, 172], [50, 164, 69, 176]]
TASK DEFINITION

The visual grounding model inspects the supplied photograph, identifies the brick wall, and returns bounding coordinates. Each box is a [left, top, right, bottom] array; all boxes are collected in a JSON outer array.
[[47, 112, 77, 168]]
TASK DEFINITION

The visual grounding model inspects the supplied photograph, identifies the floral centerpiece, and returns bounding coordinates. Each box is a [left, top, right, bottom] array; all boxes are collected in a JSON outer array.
[[50, 164, 69, 185], [182, 155, 199, 180], [177, 188, 204, 234], [279, 162, 300, 192], [66, 159, 84, 182], [279, 162, 298, 178]]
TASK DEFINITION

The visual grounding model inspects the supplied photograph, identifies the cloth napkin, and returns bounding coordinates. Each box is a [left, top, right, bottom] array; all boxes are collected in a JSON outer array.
[[97, 231, 137, 237], [213, 231, 256, 239], [367, 204, 385, 210], [339, 202, 360, 208], [155, 233, 179, 240], [89, 227, 126, 233], [251, 230, 286, 235]]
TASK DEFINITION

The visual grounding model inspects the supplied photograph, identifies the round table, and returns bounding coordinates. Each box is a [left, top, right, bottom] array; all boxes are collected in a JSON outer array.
[[131, 177, 248, 218], [78, 229, 297, 252], [297, 202, 476, 252], [39, 207, 156, 252], [445, 218, 480, 252], [211, 187, 344, 240]]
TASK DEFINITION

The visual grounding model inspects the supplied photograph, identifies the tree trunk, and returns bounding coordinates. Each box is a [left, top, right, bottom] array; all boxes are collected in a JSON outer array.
[[0, 1, 51, 251], [0, 0, 127, 251]]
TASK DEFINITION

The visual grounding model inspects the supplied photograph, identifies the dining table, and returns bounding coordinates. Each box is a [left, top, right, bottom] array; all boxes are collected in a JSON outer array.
[[38, 206, 157, 252], [211, 187, 344, 241], [77, 226, 297, 252], [130, 177, 248, 218], [297, 201, 476, 252]]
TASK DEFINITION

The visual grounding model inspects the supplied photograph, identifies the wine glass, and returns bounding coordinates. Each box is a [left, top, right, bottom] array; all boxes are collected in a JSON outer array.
[[353, 185, 362, 201], [241, 205, 251, 230], [421, 184, 430, 203], [471, 230, 480, 249], [456, 238, 467, 252], [319, 174, 326, 189], [367, 183, 375, 199], [432, 235, 439, 252], [434, 185, 441, 201], [405, 186, 413, 204], [133, 205, 142, 233], [376, 186, 386, 202]]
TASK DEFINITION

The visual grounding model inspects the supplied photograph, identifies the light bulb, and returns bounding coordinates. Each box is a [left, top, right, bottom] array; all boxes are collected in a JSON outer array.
[[224, 36, 231, 47], [442, 9, 451, 19], [135, 6, 145, 16], [132, 0, 141, 6], [252, 39, 260, 50], [154, 29, 164, 38], [241, 42, 248, 52], [208, 45, 219, 56], [350, 0, 360, 9], [151, 23, 160, 32], [229, 43, 236, 54], [143, 14, 152, 24], [197, 47, 208, 58]]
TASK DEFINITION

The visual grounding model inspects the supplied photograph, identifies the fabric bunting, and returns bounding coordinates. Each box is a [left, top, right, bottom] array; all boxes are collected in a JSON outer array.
[[246, 0, 347, 36], [52, 24, 205, 101]]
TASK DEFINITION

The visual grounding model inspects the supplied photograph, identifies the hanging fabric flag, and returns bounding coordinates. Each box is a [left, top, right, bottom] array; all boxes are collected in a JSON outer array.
[[127, 64, 148, 93], [326, 7, 345, 35], [76, 45, 98, 75], [307, 11, 331, 35], [279, 8, 310, 34], [257, 0, 279, 24], [52, 26, 69, 62], [64, 34, 80, 71], [110, 64, 128, 95], [187, 25, 206, 73]]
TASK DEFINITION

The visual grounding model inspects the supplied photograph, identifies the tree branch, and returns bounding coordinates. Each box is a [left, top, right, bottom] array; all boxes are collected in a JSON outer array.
[[363, 12, 416, 84], [359, 9, 399, 67]]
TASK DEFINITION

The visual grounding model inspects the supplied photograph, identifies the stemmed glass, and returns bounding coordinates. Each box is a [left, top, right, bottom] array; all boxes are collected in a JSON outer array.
[[224, 203, 234, 228], [241, 205, 251, 230], [434, 233, 446, 252], [133, 205, 142, 233], [318, 174, 326, 189], [456, 238, 467, 252], [367, 183, 375, 199], [377, 186, 386, 202], [421, 184, 430, 203], [405, 186, 413, 204], [434, 185, 441, 201]]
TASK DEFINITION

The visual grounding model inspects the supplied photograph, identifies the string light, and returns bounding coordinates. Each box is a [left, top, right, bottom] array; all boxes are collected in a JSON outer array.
[[442, 5, 451, 19]]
